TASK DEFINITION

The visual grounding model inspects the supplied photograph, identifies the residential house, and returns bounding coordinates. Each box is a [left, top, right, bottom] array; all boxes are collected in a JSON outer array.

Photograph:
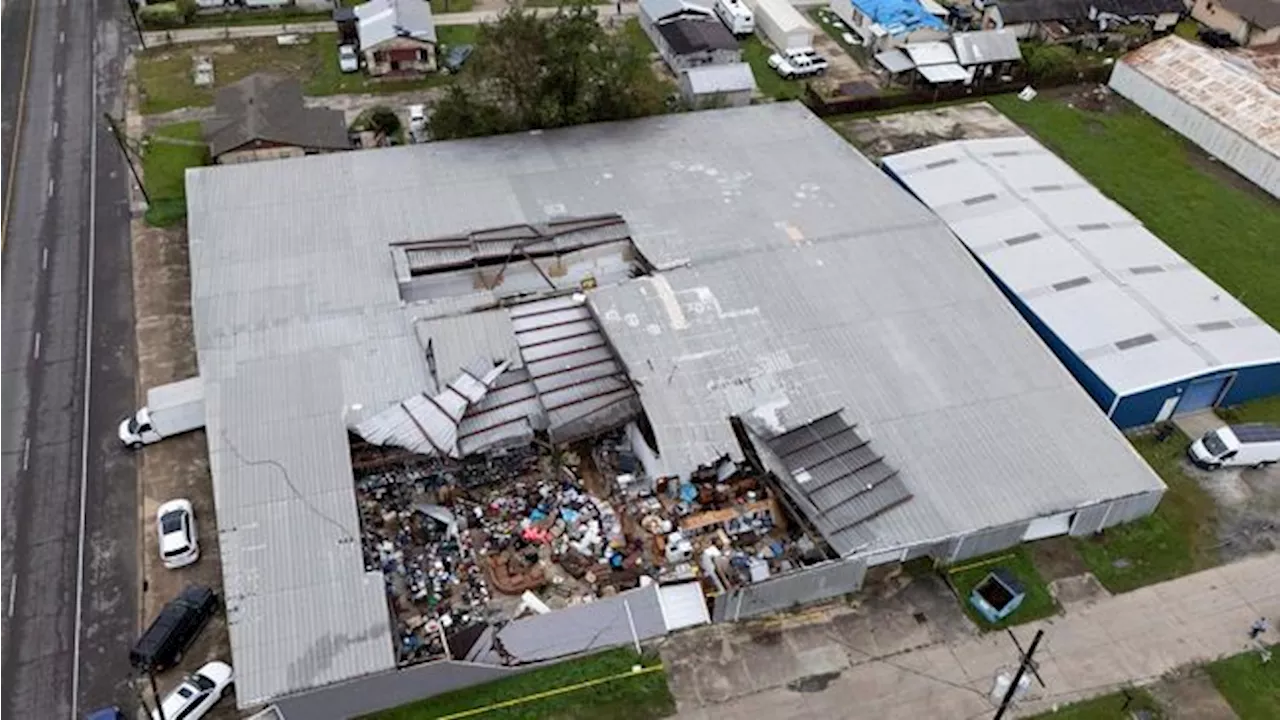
[[639, 0, 719, 68], [202, 74, 350, 164], [829, 0, 950, 51], [679, 62, 757, 107], [355, 0, 438, 77], [982, 0, 1182, 41], [653, 18, 743, 71], [1189, 0, 1280, 46]]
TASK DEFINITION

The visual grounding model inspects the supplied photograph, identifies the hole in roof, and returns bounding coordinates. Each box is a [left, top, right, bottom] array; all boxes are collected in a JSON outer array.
[[1052, 276, 1092, 292], [963, 193, 998, 206], [1078, 222, 1111, 231], [1197, 321, 1234, 332], [925, 158, 958, 169], [1130, 265, 1166, 275], [1004, 232, 1042, 247], [1115, 333, 1158, 351]]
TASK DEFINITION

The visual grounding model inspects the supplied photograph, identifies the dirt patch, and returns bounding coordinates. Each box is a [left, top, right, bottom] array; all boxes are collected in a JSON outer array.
[[132, 219, 236, 718], [1026, 536, 1089, 581], [1149, 670, 1238, 720], [1182, 458, 1280, 563], [832, 102, 1024, 161], [808, 33, 876, 95], [1047, 573, 1111, 611]]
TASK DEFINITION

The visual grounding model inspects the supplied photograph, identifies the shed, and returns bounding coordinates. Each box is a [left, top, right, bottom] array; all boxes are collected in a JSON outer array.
[[1109, 35, 1280, 199], [680, 62, 757, 107], [882, 135, 1280, 427], [951, 30, 1023, 67], [745, 0, 816, 49]]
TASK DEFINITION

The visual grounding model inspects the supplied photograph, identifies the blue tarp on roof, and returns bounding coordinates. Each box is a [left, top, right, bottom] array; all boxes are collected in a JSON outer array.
[[848, 0, 947, 35]]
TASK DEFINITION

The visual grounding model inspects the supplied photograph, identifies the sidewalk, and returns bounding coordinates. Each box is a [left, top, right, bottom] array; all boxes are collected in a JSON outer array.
[[140, 4, 639, 47], [667, 552, 1280, 720]]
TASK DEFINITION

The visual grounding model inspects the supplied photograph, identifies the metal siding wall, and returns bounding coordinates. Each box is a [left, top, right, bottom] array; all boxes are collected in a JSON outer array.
[[904, 541, 947, 562], [1221, 362, 1280, 407], [948, 522, 1030, 563], [1109, 62, 1280, 198], [710, 557, 867, 622], [1070, 503, 1111, 536], [1100, 490, 1164, 529]]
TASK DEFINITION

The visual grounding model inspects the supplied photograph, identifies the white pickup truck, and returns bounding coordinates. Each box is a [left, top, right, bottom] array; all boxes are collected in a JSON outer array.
[[119, 377, 205, 449], [767, 48, 828, 79]]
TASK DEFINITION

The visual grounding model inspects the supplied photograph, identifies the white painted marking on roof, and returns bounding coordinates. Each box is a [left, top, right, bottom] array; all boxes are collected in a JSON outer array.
[[22, 437, 31, 471], [41, 246, 48, 270], [60, 31, 65, 44], [32, 332, 41, 359], [47, 179, 54, 197], [650, 275, 688, 330], [52, 121, 59, 139], [56, 73, 62, 88], [7, 575, 16, 618]]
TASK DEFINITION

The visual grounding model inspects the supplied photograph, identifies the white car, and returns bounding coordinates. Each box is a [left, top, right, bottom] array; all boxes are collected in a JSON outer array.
[[338, 44, 359, 73], [152, 661, 233, 720], [768, 49, 828, 79], [157, 499, 199, 569]]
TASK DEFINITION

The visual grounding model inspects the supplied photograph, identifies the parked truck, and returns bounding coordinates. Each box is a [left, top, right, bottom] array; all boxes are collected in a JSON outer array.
[[119, 377, 205, 448], [1187, 423, 1280, 470]]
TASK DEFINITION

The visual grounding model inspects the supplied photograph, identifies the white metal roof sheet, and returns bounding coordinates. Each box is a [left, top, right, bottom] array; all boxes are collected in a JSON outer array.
[[684, 62, 757, 95], [883, 135, 1280, 396], [904, 41, 959, 67], [917, 63, 971, 84]]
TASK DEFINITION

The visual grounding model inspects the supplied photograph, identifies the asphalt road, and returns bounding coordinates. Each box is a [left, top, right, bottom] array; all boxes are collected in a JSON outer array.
[[2, 0, 140, 717]]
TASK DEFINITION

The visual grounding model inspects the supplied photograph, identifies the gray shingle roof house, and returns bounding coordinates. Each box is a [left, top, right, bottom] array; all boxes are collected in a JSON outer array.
[[202, 74, 349, 164]]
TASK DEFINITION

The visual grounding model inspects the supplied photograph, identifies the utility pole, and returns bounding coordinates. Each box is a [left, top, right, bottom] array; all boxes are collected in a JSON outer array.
[[148, 668, 168, 720], [993, 629, 1044, 720], [126, 0, 147, 48], [103, 112, 152, 206]]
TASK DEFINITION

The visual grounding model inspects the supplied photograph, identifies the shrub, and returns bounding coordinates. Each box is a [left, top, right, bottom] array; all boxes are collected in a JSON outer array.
[[138, 2, 186, 30]]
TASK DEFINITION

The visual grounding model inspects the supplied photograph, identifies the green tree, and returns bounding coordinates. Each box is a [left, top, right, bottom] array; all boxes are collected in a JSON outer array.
[[430, 5, 668, 139]]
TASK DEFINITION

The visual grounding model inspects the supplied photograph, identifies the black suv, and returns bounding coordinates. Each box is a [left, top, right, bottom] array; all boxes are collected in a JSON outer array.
[[129, 585, 218, 672]]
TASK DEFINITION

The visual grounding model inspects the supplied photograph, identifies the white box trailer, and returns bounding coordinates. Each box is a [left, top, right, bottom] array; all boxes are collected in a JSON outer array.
[[119, 377, 206, 448], [744, 0, 815, 50], [1188, 424, 1280, 470]]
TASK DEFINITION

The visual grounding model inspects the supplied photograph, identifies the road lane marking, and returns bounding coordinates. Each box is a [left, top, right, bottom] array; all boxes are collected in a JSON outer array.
[[53, 121, 60, 139], [60, 30, 66, 44], [1, 0, 39, 244], [7, 575, 16, 618], [48, 179, 55, 198], [57, 73, 63, 89], [71, 4, 101, 713], [32, 332, 41, 359], [42, 246, 48, 270], [22, 438, 31, 471]]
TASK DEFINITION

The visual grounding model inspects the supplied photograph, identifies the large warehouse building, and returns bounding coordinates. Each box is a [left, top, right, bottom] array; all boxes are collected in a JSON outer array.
[[883, 135, 1280, 428], [186, 104, 1166, 710], [1109, 35, 1280, 199]]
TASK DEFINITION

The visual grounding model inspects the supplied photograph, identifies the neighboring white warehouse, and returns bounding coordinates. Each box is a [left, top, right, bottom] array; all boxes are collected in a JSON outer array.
[[1109, 35, 1280, 199], [186, 104, 1167, 710], [883, 135, 1280, 429], [744, 0, 815, 48]]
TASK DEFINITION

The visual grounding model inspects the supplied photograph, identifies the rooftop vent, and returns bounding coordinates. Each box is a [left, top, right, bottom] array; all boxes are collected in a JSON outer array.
[[1004, 232, 1042, 247], [1052, 276, 1092, 292], [1078, 222, 1111, 231], [1197, 321, 1234, 332], [963, 193, 998, 206], [925, 158, 958, 169], [1130, 265, 1166, 275], [991, 150, 1021, 157], [1115, 333, 1158, 351], [1031, 184, 1064, 192]]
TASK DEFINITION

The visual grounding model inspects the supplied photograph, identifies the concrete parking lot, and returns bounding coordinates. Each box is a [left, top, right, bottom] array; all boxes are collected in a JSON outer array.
[[132, 218, 236, 717]]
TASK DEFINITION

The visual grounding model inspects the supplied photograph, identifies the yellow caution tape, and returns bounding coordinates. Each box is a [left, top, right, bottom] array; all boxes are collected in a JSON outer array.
[[432, 663, 666, 720], [946, 553, 1014, 576]]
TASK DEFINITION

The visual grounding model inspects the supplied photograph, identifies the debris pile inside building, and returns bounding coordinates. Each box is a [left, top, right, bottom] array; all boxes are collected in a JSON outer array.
[[352, 429, 808, 665]]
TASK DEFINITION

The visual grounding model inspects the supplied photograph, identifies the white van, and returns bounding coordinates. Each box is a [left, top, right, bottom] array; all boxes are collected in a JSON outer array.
[[1188, 424, 1280, 470], [714, 0, 754, 36]]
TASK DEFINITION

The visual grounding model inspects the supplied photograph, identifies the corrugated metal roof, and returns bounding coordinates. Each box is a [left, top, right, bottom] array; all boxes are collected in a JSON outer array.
[[904, 41, 958, 67], [951, 30, 1022, 66], [882, 135, 1280, 396], [185, 106, 1167, 701], [918, 63, 971, 83], [763, 412, 913, 556], [356, 0, 437, 48], [684, 63, 757, 95], [875, 49, 915, 74], [1116, 36, 1280, 158]]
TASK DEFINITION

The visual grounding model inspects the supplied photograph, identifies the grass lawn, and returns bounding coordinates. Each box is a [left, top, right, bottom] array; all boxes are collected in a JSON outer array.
[[1026, 688, 1162, 719], [1074, 429, 1219, 593], [138, 33, 474, 114], [988, 95, 1280, 328], [431, 0, 476, 12], [1206, 648, 1280, 719], [142, 121, 208, 227], [945, 548, 1059, 630], [807, 7, 868, 62], [364, 648, 675, 720], [621, 17, 655, 55], [184, 8, 332, 28], [742, 35, 805, 101], [1218, 395, 1280, 425]]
